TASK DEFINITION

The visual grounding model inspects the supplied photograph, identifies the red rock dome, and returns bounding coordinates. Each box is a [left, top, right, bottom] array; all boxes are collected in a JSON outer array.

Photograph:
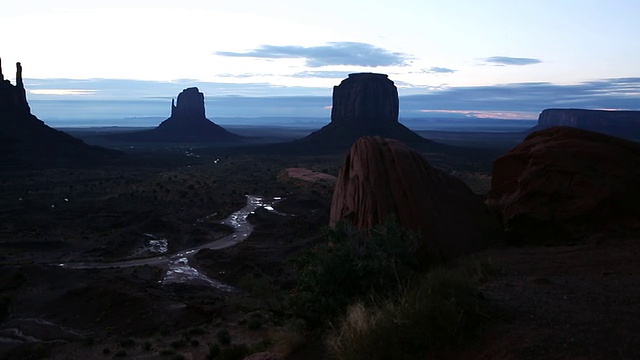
[[330, 136, 500, 263], [486, 126, 640, 243]]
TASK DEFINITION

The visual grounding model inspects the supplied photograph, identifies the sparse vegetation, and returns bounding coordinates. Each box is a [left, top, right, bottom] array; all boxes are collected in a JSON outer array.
[[289, 219, 420, 325], [327, 267, 490, 359]]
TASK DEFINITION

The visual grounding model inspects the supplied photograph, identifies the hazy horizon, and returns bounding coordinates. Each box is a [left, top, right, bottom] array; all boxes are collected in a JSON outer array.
[[3, 0, 640, 126]]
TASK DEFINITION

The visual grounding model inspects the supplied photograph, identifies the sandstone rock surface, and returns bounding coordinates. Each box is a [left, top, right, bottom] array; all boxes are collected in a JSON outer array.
[[330, 136, 500, 263], [486, 126, 640, 242]]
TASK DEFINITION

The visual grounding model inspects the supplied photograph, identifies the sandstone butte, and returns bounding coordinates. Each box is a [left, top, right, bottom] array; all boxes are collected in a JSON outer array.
[[298, 73, 439, 150], [528, 108, 640, 141], [330, 136, 501, 264], [0, 58, 118, 167], [112, 87, 241, 142], [486, 126, 640, 243]]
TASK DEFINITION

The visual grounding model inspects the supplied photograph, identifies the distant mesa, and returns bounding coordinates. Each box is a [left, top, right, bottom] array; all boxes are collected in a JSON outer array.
[[294, 73, 440, 151], [486, 126, 640, 243], [330, 136, 501, 265], [529, 108, 640, 141], [112, 87, 241, 143], [0, 58, 119, 168]]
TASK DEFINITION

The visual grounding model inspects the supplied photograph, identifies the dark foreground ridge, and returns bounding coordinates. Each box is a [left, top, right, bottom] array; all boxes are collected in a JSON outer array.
[[0, 58, 120, 169], [109, 87, 242, 143]]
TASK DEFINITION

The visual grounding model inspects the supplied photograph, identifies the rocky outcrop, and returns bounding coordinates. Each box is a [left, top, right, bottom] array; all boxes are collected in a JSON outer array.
[[330, 136, 501, 264], [530, 108, 640, 140], [112, 87, 241, 143], [0, 59, 119, 168], [486, 126, 640, 243], [296, 73, 440, 151]]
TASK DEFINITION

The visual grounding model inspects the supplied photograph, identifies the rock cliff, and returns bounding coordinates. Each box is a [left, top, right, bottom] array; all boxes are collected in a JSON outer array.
[[486, 126, 640, 243], [113, 87, 241, 143], [330, 136, 500, 264], [0, 59, 119, 168], [530, 108, 640, 140]]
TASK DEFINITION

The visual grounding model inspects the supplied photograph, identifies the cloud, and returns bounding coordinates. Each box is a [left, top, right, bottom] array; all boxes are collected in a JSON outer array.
[[29, 89, 97, 96], [215, 42, 410, 67], [400, 77, 640, 117], [484, 56, 542, 66], [421, 67, 456, 74], [292, 70, 353, 78]]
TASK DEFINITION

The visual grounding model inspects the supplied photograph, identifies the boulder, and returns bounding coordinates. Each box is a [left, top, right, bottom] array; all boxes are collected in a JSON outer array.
[[330, 136, 500, 263], [529, 108, 640, 141], [486, 126, 640, 243]]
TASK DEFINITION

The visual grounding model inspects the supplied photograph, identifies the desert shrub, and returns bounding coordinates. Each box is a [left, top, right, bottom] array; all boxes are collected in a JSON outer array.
[[216, 329, 231, 345], [247, 317, 262, 330], [289, 219, 419, 325], [219, 344, 250, 360], [170, 339, 187, 349], [187, 326, 207, 335], [0, 296, 11, 322], [327, 267, 489, 360], [206, 343, 221, 359], [119, 337, 136, 347], [114, 349, 127, 357]]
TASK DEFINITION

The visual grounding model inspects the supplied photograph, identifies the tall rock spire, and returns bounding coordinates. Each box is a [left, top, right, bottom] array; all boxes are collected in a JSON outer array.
[[15, 62, 29, 111], [0, 60, 29, 114], [0, 57, 4, 81], [16, 62, 23, 88]]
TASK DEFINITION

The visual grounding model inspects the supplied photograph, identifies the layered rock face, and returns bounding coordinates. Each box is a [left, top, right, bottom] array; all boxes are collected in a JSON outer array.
[[330, 73, 399, 128], [299, 73, 437, 150], [117, 87, 241, 142], [486, 126, 640, 243], [330, 136, 500, 264], [531, 108, 640, 140], [0, 59, 118, 167]]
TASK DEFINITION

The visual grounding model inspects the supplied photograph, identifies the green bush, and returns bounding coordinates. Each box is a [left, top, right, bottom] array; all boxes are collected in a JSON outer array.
[[289, 219, 419, 325], [327, 267, 489, 360]]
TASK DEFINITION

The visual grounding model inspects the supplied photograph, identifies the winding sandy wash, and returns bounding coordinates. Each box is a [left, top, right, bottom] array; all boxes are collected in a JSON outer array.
[[56, 195, 284, 289]]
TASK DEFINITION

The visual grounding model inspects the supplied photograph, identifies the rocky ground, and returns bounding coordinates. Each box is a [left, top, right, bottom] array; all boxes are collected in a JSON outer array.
[[463, 235, 640, 360], [2, 144, 638, 359]]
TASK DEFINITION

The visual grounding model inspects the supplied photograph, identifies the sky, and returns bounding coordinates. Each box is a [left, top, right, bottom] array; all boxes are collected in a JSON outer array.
[[2, 0, 640, 125]]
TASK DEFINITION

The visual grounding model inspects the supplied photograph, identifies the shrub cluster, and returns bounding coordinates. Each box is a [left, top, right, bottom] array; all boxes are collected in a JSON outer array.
[[289, 219, 420, 325], [327, 268, 489, 359]]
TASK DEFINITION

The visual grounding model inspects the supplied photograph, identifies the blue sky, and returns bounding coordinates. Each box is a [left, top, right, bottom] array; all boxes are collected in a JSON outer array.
[[2, 0, 640, 124]]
